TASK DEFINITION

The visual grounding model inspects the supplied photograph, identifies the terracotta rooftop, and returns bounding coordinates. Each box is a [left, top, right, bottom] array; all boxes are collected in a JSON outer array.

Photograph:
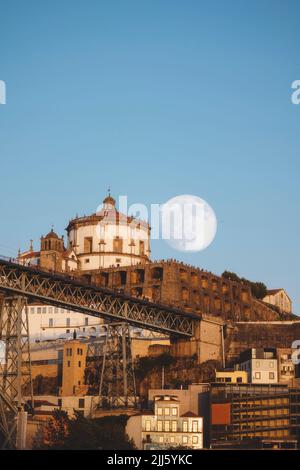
[[266, 289, 283, 295], [44, 229, 59, 239], [33, 400, 57, 407], [19, 251, 40, 259], [181, 411, 198, 417]]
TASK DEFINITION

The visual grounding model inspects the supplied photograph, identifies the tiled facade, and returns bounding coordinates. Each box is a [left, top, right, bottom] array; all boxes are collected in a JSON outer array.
[[141, 395, 203, 450]]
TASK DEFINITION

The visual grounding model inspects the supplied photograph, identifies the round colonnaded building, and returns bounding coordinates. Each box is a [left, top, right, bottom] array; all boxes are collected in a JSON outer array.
[[66, 194, 151, 270]]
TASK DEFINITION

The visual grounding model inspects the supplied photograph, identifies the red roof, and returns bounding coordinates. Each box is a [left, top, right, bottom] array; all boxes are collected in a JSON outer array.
[[181, 411, 198, 417], [33, 400, 57, 407], [266, 289, 283, 295], [19, 251, 40, 259]]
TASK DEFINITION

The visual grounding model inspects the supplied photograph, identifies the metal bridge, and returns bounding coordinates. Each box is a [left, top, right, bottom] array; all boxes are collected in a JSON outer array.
[[0, 258, 200, 448], [0, 258, 197, 337]]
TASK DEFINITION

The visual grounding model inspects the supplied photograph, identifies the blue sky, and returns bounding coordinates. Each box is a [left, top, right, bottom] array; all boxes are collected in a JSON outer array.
[[0, 0, 299, 313]]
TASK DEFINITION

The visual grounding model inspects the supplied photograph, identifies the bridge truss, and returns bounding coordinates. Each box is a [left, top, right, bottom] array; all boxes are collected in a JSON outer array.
[[0, 259, 198, 448], [0, 259, 196, 337]]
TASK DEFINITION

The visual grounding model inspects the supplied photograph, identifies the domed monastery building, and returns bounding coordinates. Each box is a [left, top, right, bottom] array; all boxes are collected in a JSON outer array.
[[19, 193, 151, 273], [18, 193, 151, 340]]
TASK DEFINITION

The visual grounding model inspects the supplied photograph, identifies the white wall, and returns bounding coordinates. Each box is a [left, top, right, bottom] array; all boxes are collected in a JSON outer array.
[[69, 221, 150, 270], [27, 304, 103, 341], [263, 290, 292, 313], [240, 359, 278, 384]]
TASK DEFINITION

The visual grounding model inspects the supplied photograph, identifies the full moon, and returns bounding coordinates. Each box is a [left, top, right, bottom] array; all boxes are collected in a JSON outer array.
[[160, 194, 217, 253]]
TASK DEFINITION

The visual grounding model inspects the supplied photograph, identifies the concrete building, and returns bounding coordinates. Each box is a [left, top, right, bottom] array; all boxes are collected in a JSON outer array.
[[27, 303, 103, 341], [29, 394, 95, 418], [210, 382, 299, 448], [61, 339, 88, 396], [237, 348, 278, 384], [277, 348, 296, 384], [215, 370, 248, 384], [147, 384, 210, 447], [127, 394, 204, 450], [218, 348, 298, 385], [263, 288, 292, 314], [30, 340, 63, 381]]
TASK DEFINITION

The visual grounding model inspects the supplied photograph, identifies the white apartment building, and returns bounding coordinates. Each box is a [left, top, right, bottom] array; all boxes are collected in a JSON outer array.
[[237, 348, 278, 384], [28, 304, 103, 341], [127, 395, 204, 450]]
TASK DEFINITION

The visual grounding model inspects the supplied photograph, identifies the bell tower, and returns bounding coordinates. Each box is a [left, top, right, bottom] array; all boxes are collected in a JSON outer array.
[[40, 228, 64, 272]]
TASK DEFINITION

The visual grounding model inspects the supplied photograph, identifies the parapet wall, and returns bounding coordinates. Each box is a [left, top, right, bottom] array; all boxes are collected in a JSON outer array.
[[170, 316, 300, 366], [88, 260, 286, 322], [225, 322, 300, 365]]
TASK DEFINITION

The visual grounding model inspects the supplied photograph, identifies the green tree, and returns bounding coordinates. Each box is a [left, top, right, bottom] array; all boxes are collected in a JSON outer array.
[[33, 411, 135, 450], [222, 271, 267, 299], [32, 409, 69, 449]]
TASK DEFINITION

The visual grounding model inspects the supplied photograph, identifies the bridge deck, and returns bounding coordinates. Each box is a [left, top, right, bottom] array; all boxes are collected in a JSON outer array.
[[0, 258, 199, 337]]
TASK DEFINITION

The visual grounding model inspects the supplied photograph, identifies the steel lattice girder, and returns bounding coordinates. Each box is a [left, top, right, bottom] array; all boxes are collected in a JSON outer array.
[[99, 323, 137, 408], [0, 296, 32, 403], [0, 260, 198, 337], [0, 389, 18, 449], [0, 295, 33, 450]]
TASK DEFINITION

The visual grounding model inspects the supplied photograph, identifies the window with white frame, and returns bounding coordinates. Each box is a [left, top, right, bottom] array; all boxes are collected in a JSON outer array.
[[182, 436, 188, 445], [192, 421, 198, 432]]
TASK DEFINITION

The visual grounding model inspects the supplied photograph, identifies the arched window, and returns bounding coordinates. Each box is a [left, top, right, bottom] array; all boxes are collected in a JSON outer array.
[[113, 237, 123, 253]]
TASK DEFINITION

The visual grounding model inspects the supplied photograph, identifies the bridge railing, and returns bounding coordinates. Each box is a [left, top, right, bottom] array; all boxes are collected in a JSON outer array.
[[0, 255, 20, 264], [0, 255, 191, 313], [0, 257, 197, 336]]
